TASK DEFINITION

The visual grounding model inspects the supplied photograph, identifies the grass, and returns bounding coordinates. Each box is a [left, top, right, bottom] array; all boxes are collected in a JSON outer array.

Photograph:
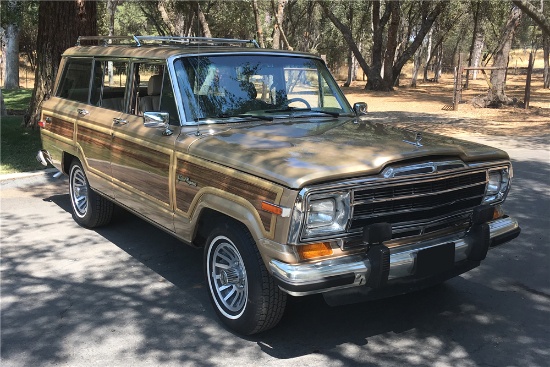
[[1, 88, 44, 174], [2, 88, 33, 111]]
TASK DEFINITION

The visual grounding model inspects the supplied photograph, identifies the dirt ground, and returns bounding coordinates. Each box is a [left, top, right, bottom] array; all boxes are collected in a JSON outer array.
[[342, 71, 550, 140]]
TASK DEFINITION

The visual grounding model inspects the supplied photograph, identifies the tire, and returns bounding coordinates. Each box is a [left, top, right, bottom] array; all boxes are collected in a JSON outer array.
[[204, 219, 287, 335], [69, 160, 113, 228]]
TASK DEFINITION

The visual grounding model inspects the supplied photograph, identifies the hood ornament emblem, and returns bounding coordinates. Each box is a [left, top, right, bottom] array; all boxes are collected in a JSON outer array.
[[403, 131, 423, 147]]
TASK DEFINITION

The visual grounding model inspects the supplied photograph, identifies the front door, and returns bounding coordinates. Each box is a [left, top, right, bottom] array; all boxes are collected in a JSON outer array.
[[110, 61, 180, 231]]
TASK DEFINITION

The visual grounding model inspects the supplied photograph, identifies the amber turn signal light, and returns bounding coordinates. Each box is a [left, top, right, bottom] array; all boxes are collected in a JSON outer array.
[[493, 205, 505, 220], [261, 201, 283, 216], [297, 242, 333, 260]]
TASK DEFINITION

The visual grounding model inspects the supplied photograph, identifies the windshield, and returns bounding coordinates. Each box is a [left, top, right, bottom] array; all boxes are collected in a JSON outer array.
[[172, 54, 353, 122]]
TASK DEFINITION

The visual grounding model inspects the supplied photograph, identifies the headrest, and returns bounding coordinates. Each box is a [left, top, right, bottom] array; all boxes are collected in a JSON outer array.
[[147, 75, 163, 96]]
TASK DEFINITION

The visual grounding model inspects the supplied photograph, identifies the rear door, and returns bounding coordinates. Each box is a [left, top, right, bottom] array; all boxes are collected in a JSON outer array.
[[46, 58, 115, 196]]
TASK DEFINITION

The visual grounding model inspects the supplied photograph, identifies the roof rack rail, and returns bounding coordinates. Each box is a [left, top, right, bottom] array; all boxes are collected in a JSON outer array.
[[76, 35, 260, 48], [76, 36, 140, 46]]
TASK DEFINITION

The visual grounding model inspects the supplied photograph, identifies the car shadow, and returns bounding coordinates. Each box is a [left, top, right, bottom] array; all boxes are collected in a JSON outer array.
[[34, 162, 549, 366]]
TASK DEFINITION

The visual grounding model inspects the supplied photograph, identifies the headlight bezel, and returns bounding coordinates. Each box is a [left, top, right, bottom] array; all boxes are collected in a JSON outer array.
[[300, 191, 351, 240], [483, 166, 512, 204]]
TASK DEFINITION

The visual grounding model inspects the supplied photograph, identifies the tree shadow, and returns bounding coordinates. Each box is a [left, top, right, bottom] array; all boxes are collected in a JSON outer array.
[[1, 141, 548, 366]]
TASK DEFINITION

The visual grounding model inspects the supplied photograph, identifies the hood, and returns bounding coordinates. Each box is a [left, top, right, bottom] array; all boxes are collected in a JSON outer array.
[[186, 118, 509, 188]]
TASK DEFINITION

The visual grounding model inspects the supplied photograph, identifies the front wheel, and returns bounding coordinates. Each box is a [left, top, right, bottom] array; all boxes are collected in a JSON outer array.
[[205, 220, 287, 335], [69, 160, 113, 228]]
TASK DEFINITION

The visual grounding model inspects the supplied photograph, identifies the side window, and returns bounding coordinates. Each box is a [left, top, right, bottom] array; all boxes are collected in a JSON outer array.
[[160, 71, 180, 126], [56, 59, 93, 103], [100, 60, 129, 112], [132, 61, 179, 124]]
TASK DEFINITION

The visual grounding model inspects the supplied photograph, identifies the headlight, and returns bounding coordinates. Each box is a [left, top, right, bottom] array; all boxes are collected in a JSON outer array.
[[303, 192, 351, 237], [483, 166, 511, 204]]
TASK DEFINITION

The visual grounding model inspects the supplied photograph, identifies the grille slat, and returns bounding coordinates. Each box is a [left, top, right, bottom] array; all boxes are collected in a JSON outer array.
[[350, 170, 487, 237]]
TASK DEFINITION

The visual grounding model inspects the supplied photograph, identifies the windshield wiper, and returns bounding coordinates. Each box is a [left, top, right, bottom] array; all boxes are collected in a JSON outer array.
[[233, 114, 273, 121], [195, 114, 273, 122], [265, 107, 340, 117]]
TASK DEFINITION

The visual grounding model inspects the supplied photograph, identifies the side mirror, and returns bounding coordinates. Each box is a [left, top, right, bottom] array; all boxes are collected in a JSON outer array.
[[143, 112, 172, 136], [353, 102, 368, 116]]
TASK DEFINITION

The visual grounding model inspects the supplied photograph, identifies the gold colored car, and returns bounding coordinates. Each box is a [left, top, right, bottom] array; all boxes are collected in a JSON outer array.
[[37, 36, 520, 335]]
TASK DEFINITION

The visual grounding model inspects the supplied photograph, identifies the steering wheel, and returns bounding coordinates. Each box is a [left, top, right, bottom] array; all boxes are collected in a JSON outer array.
[[283, 97, 311, 109]]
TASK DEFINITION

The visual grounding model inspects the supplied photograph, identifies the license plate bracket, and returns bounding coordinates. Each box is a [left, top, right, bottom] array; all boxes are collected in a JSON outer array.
[[415, 242, 455, 278]]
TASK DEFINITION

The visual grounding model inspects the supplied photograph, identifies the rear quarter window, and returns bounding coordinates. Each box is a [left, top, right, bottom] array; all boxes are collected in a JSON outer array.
[[56, 58, 93, 103]]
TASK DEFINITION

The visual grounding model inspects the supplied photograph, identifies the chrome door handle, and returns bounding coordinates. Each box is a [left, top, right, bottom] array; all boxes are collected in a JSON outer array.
[[113, 118, 128, 125], [77, 108, 89, 116]]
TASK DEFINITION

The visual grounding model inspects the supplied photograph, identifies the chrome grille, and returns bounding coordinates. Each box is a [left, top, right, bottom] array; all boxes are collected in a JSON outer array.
[[349, 170, 487, 238]]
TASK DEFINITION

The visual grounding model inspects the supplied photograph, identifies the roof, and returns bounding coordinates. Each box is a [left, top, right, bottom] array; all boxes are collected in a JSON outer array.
[[62, 45, 317, 60], [61, 35, 317, 60]]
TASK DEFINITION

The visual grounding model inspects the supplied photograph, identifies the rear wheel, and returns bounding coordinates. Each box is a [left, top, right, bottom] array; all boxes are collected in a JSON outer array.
[[69, 160, 113, 228], [205, 219, 287, 335]]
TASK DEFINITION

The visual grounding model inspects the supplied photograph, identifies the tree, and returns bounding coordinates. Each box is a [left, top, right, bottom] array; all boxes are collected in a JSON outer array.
[[252, 0, 265, 48], [272, 0, 291, 50], [512, 0, 550, 36], [477, 5, 522, 107], [512, 0, 550, 88], [319, 0, 446, 91], [25, 1, 97, 128], [1, 0, 22, 89]]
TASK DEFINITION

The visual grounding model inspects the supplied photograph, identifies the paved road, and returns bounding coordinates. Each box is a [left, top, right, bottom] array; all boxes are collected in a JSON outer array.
[[1, 134, 549, 367]]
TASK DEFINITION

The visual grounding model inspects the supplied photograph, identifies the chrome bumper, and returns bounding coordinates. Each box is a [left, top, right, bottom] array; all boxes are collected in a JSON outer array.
[[36, 149, 53, 167], [269, 216, 520, 296]]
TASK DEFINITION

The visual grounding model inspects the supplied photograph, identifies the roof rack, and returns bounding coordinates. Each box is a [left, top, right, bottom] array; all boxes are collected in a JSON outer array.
[[76, 35, 260, 48]]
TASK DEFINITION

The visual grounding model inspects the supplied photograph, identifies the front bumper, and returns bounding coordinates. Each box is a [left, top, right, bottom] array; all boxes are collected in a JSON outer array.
[[269, 216, 520, 297]]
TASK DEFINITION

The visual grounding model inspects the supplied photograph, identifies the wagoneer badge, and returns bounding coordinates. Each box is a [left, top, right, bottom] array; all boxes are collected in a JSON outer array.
[[177, 175, 197, 186]]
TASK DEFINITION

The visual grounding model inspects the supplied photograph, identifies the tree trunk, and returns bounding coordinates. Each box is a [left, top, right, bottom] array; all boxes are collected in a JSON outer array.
[[3, 0, 21, 90], [471, 29, 485, 80], [384, 1, 400, 89], [252, 0, 265, 48], [272, 0, 287, 50], [410, 47, 423, 87], [0, 89, 7, 116], [25, 1, 97, 128], [544, 34, 549, 88], [194, 2, 212, 38], [391, 1, 446, 86], [106, 0, 118, 86], [317, 1, 372, 80], [434, 43, 443, 82], [512, 0, 550, 36], [4, 23, 20, 89], [368, 0, 392, 90], [422, 28, 433, 82], [344, 48, 353, 87], [485, 6, 522, 107], [465, 0, 481, 89]]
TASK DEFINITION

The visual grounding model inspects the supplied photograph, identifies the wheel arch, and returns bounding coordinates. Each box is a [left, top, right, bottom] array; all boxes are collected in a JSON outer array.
[[190, 193, 268, 249]]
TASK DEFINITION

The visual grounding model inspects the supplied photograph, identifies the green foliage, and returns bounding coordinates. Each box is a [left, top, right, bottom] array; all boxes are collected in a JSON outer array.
[[0, 115, 44, 174], [0, 0, 23, 28]]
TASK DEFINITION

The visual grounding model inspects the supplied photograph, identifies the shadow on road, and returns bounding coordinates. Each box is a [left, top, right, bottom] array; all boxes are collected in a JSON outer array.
[[1, 152, 548, 366]]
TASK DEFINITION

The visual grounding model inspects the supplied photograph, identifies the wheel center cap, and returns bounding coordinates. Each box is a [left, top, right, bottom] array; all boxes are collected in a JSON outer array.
[[220, 267, 241, 286]]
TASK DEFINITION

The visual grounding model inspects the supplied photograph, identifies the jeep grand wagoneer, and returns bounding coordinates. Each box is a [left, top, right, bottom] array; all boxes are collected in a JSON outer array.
[[37, 36, 520, 335]]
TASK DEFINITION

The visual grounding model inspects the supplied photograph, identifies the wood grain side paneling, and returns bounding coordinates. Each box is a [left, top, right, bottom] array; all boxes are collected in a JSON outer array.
[[175, 159, 278, 232], [48, 117, 74, 140], [111, 136, 171, 204]]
